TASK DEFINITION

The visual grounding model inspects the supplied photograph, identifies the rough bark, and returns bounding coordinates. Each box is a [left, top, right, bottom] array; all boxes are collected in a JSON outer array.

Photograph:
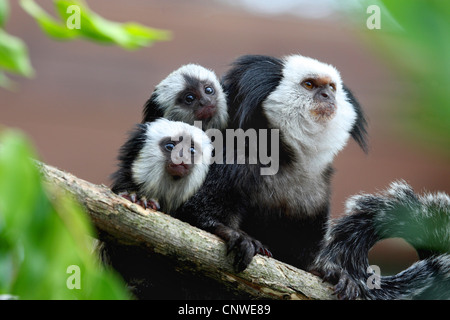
[[37, 162, 335, 300]]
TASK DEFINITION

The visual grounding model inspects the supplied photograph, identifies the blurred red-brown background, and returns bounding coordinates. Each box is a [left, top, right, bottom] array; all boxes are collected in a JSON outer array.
[[1, 1, 449, 273]]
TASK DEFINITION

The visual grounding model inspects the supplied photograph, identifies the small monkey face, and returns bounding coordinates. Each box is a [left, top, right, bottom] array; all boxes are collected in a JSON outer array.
[[301, 76, 337, 121], [177, 75, 219, 122], [149, 64, 228, 131]]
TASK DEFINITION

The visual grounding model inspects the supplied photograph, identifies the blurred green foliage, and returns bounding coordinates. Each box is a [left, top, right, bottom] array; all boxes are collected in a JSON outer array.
[[0, 0, 33, 88], [0, 28, 34, 81], [0, 0, 171, 88], [0, 129, 130, 299], [0, 0, 9, 27], [351, 0, 450, 156], [21, 0, 171, 48]]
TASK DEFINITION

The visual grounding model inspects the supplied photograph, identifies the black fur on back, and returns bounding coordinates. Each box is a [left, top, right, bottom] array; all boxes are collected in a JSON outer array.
[[142, 93, 164, 123], [110, 124, 147, 194], [343, 85, 369, 153], [222, 55, 284, 130], [221, 55, 295, 167]]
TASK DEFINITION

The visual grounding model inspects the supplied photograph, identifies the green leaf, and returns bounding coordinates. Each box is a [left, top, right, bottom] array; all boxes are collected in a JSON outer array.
[[0, 29, 34, 77], [0, 129, 130, 299], [0, 0, 9, 27], [19, 0, 76, 39], [20, 0, 171, 50], [123, 22, 172, 49], [54, 0, 171, 50]]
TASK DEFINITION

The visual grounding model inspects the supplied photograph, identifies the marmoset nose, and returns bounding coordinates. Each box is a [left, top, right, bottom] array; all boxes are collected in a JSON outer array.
[[199, 97, 212, 106], [316, 87, 335, 102]]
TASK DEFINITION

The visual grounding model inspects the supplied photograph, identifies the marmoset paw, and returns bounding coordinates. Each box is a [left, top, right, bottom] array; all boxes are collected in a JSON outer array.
[[257, 246, 273, 258], [312, 264, 362, 299], [226, 231, 269, 273], [333, 272, 363, 300], [141, 198, 160, 211], [118, 191, 160, 211], [310, 267, 341, 285]]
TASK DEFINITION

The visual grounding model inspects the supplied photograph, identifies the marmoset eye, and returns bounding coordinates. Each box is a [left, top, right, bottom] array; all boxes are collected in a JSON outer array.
[[185, 94, 196, 104], [204, 87, 214, 95], [302, 80, 315, 90], [165, 142, 175, 152]]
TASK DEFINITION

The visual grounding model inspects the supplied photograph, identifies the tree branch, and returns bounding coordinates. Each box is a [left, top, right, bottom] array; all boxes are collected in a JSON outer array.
[[37, 162, 335, 300]]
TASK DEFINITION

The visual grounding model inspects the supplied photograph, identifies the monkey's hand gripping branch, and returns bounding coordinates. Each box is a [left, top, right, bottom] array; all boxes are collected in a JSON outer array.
[[117, 191, 160, 211], [37, 161, 335, 300]]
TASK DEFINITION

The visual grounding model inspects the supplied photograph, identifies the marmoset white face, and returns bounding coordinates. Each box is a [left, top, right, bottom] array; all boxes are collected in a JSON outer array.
[[262, 54, 359, 173], [143, 64, 228, 131], [132, 118, 213, 213]]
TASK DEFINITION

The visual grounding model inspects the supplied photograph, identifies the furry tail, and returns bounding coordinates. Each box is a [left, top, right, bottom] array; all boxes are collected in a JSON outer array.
[[313, 181, 450, 299]]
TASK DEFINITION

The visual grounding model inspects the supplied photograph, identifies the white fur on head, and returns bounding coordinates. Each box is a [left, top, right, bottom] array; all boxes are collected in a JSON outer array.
[[263, 54, 357, 174], [132, 118, 213, 213], [153, 64, 228, 130]]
